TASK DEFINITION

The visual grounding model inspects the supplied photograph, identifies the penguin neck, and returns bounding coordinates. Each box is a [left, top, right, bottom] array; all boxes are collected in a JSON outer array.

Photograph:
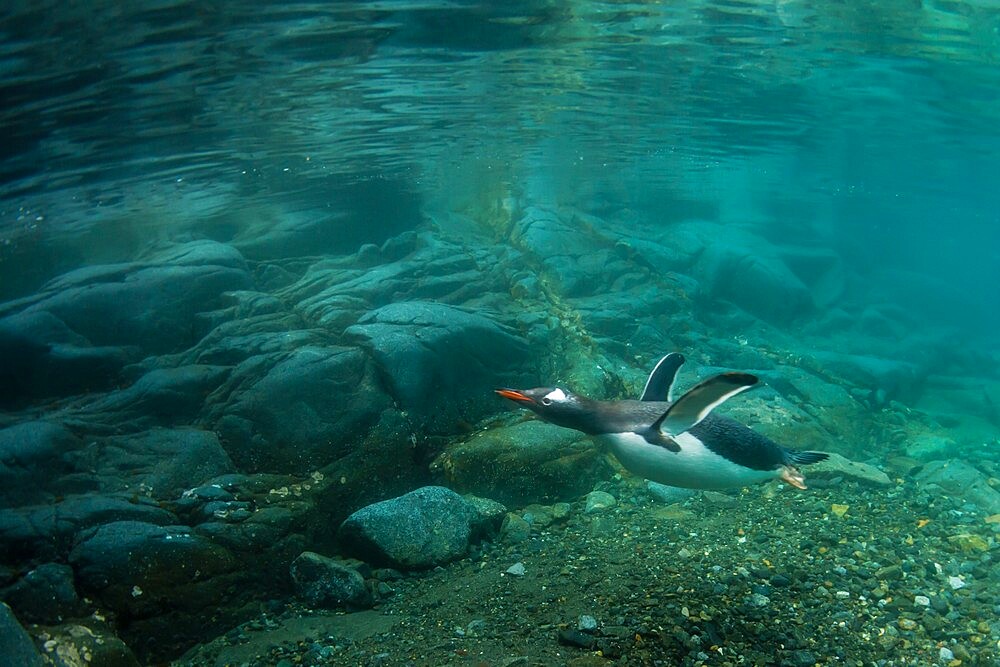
[[552, 396, 637, 435]]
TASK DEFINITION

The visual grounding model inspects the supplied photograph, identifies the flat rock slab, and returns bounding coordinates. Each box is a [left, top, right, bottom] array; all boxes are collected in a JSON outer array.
[[808, 452, 893, 487], [915, 459, 1000, 514]]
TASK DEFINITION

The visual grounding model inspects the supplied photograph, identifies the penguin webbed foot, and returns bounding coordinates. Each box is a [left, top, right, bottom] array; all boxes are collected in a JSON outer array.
[[779, 465, 808, 490]]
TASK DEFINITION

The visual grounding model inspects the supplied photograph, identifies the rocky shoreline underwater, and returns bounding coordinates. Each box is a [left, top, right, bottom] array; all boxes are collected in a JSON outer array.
[[1, 204, 998, 665]]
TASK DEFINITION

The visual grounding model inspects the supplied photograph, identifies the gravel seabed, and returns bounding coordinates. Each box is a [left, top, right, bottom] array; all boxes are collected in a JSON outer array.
[[177, 475, 999, 667]]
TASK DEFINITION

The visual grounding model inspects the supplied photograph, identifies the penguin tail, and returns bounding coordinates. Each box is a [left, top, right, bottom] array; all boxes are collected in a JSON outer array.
[[788, 451, 828, 466]]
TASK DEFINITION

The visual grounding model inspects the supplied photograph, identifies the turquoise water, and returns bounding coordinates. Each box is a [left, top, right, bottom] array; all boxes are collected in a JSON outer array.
[[3, 1, 999, 331], [1, 1, 999, 664]]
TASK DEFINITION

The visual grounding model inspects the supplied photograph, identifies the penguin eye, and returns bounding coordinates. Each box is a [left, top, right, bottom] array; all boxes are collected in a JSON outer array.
[[541, 397, 552, 406]]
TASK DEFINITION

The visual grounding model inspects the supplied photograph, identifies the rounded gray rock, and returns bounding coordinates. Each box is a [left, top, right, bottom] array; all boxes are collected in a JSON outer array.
[[337, 486, 477, 570]]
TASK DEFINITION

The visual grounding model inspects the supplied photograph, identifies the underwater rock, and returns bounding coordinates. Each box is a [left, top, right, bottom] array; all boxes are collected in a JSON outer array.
[[656, 221, 812, 324], [289, 551, 373, 610], [215, 346, 390, 472], [0, 311, 132, 406], [464, 494, 508, 540], [776, 245, 847, 308], [69, 520, 236, 617], [431, 420, 607, 506], [807, 453, 893, 487], [99, 428, 235, 499], [915, 460, 1000, 514], [0, 421, 83, 508], [33, 618, 140, 667], [0, 495, 177, 566], [346, 301, 533, 430], [567, 284, 693, 357], [1, 562, 87, 624], [292, 234, 499, 327], [16, 240, 252, 355], [0, 602, 44, 667], [84, 365, 230, 427], [646, 482, 697, 504], [807, 351, 922, 406], [337, 486, 478, 570], [509, 208, 627, 297]]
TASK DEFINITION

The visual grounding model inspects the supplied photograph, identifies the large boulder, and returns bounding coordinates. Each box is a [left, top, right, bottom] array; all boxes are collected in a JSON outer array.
[[69, 521, 236, 617], [0, 421, 83, 508], [0, 495, 177, 565], [215, 346, 391, 472], [337, 486, 478, 570], [99, 429, 235, 499], [289, 551, 372, 610], [0, 602, 44, 667], [1, 562, 88, 624], [346, 301, 534, 430], [432, 420, 607, 506], [0, 312, 132, 406], [17, 240, 252, 355], [509, 208, 628, 297], [82, 365, 230, 428]]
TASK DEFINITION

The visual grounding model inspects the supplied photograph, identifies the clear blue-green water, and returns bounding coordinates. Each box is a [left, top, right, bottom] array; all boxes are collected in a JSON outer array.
[[1, 2, 999, 665], [3, 0, 999, 332]]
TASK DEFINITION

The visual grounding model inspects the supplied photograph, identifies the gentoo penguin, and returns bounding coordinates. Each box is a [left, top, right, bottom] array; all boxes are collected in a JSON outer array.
[[496, 353, 828, 490]]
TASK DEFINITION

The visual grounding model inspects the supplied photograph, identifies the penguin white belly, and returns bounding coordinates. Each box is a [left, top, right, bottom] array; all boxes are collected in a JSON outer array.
[[598, 432, 778, 490]]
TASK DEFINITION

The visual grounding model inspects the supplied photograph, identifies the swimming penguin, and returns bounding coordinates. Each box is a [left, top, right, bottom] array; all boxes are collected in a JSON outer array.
[[496, 353, 828, 490]]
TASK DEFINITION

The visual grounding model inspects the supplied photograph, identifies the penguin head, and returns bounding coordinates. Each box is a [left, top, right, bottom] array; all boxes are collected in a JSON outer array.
[[495, 386, 591, 430]]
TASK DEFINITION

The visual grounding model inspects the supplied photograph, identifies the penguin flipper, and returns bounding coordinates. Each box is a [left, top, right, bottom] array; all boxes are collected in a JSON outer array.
[[640, 352, 685, 402], [652, 372, 759, 435]]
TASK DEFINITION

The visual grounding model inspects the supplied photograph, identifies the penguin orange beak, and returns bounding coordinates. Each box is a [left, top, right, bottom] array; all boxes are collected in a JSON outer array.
[[495, 389, 533, 403]]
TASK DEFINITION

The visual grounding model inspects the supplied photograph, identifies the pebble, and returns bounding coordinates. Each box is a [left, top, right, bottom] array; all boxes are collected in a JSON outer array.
[[835, 591, 850, 599], [897, 618, 918, 631], [770, 574, 791, 587], [505, 562, 526, 576], [947, 575, 966, 590], [585, 491, 617, 514], [913, 595, 930, 607], [747, 593, 770, 608], [577, 614, 598, 633], [557, 629, 596, 649], [790, 650, 817, 666], [939, 647, 954, 661]]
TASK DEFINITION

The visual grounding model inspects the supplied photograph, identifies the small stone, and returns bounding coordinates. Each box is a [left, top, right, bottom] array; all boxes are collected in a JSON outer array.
[[770, 574, 791, 587], [646, 482, 696, 504], [790, 650, 816, 666], [947, 533, 989, 554], [831, 504, 849, 517], [897, 618, 918, 631], [505, 562, 526, 577], [500, 513, 531, 543], [913, 595, 930, 607], [585, 491, 617, 514], [947, 575, 966, 590], [835, 591, 850, 599], [557, 629, 596, 649], [577, 614, 598, 633], [939, 647, 954, 661], [747, 593, 770, 607], [702, 491, 738, 508]]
